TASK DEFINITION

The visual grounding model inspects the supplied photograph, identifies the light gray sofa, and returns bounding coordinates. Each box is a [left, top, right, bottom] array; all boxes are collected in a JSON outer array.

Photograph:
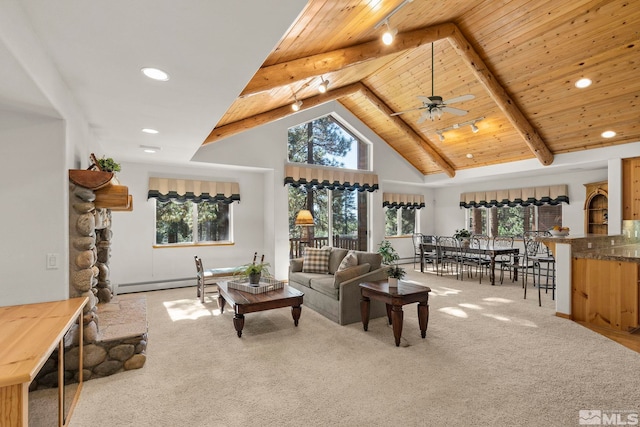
[[288, 247, 388, 325]]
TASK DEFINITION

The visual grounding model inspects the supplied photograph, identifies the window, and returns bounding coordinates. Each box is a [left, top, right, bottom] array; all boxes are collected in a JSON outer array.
[[385, 208, 417, 237], [467, 204, 562, 238], [155, 200, 231, 245], [287, 114, 370, 253]]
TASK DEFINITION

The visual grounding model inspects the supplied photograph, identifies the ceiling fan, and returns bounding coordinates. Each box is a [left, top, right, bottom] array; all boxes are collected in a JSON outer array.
[[391, 43, 474, 124]]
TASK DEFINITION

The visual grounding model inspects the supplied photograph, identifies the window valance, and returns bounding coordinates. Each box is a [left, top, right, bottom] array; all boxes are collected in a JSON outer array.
[[383, 193, 425, 209], [284, 164, 378, 192], [147, 177, 240, 204], [459, 184, 569, 208]]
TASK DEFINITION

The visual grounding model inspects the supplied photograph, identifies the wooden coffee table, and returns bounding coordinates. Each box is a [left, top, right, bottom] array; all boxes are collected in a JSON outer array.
[[217, 282, 304, 337], [360, 280, 431, 347]]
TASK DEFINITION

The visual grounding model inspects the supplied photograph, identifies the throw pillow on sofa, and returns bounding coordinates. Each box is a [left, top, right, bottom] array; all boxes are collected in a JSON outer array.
[[302, 247, 331, 273], [337, 251, 358, 271], [333, 263, 370, 288]]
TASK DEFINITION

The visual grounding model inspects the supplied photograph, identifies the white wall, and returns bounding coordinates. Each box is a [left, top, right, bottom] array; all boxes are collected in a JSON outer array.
[[0, 112, 68, 305]]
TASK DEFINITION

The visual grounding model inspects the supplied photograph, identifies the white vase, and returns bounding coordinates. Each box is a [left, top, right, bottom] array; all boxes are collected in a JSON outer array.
[[388, 277, 399, 288]]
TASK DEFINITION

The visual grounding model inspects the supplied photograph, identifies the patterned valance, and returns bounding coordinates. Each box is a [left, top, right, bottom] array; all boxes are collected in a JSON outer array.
[[383, 193, 425, 209], [147, 178, 240, 204], [459, 184, 569, 208], [284, 164, 378, 192]]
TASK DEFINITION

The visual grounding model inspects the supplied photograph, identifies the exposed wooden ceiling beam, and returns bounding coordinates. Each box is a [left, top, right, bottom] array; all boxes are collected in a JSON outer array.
[[357, 84, 456, 177], [211, 22, 553, 170], [240, 23, 457, 97], [204, 84, 362, 144], [447, 29, 554, 166]]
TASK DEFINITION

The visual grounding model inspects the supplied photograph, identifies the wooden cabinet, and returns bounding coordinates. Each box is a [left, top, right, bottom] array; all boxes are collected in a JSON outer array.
[[583, 181, 608, 235], [572, 258, 639, 332], [623, 156, 640, 220]]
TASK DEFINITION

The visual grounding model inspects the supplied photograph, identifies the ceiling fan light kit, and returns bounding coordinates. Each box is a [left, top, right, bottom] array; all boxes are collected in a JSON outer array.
[[390, 42, 474, 123]]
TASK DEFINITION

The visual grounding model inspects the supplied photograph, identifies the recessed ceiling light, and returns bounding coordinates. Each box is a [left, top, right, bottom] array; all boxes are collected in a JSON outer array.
[[601, 130, 616, 138], [140, 145, 161, 153], [575, 78, 592, 88], [141, 67, 169, 81], [141, 128, 159, 134], [466, 153, 474, 159]]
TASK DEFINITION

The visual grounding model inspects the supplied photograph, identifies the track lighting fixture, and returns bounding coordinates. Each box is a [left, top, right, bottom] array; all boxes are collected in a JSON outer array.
[[291, 99, 303, 111], [382, 20, 397, 45], [436, 117, 484, 139], [318, 77, 329, 93], [373, 0, 414, 45]]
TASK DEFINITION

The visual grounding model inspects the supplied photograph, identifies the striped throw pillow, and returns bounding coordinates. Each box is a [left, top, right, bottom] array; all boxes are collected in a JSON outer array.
[[302, 247, 331, 274]]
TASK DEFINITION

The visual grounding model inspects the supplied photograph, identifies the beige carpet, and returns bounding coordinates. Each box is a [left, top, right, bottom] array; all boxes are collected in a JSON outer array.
[[58, 267, 640, 426]]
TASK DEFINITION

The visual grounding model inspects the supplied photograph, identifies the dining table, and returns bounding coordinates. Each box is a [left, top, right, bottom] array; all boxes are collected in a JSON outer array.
[[420, 241, 519, 286]]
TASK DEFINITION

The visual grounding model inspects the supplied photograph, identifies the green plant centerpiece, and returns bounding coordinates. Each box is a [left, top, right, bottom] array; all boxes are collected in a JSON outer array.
[[377, 240, 405, 286], [453, 228, 472, 247], [241, 252, 271, 285]]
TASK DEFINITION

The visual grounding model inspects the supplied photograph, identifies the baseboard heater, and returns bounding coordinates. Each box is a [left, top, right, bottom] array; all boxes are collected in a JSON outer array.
[[116, 277, 195, 294]]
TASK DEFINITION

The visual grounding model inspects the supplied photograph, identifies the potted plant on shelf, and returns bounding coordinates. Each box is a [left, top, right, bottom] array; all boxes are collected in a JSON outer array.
[[377, 240, 406, 287], [95, 156, 121, 173], [454, 228, 472, 247], [241, 252, 271, 285]]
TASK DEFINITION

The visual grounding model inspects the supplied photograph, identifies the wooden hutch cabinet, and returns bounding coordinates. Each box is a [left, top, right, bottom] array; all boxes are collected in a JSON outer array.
[[623, 156, 640, 220], [584, 181, 608, 235]]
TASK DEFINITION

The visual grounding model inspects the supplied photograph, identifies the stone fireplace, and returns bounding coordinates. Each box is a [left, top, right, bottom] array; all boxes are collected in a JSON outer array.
[[31, 170, 147, 390]]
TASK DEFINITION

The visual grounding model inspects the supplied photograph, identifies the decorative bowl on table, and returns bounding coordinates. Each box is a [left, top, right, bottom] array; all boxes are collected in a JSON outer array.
[[549, 228, 569, 237]]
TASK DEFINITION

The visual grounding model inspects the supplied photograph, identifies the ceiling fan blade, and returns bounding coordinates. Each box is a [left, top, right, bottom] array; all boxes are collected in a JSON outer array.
[[441, 106, 468, 116], [390, 106, 426, 116], [445, 94, 475, 104], [417, 110, 432, 124], [417, 95, 432, 104]]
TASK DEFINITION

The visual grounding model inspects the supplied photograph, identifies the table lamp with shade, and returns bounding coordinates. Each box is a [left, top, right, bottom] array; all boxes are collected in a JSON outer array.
[[295, 209, 314, 250]]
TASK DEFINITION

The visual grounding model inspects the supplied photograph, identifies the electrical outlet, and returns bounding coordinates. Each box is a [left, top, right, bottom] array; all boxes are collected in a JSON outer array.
[[611, 240, 615, 246], [587, 242, 592, 249], [46, 253, 59, 270]]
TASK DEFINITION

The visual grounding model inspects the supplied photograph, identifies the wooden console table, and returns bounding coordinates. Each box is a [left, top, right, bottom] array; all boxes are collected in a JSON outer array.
[[0, 297, 88, 427]]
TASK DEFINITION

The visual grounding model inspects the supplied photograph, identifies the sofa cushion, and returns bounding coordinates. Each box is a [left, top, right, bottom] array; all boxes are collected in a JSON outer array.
[[334, 263, 370, 288], [290, 271, 327, 288], [337, 250, 358, 271], [354, 251, 382, 270], [309, 276, 339, 300], [302, 247, 331, 273], [328, 247, 349, 274]]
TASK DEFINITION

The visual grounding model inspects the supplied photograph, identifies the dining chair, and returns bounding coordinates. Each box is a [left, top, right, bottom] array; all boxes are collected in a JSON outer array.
[[493, 236, 516, 284], [461, 236, 490, 283], [194, 255, 219, 303], [522, 231, 556, 306], [438, 236, 461, 278], [421, 235, 439, 272], [412, 233, 424, 269]]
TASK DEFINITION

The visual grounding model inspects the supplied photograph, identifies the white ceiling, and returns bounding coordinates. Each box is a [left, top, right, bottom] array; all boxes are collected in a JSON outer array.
[[0, 0, 306, 163]]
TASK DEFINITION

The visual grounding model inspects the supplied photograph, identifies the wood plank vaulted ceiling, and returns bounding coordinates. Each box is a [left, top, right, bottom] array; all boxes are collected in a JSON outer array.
[[204, 0, 639, 178]]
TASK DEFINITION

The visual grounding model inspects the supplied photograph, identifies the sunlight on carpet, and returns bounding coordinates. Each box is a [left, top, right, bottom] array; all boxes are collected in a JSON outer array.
[[163, 299, 221, 321]]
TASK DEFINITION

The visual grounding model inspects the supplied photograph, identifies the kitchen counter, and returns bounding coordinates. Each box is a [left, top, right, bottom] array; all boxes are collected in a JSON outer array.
[[573, 244, 640, 264]]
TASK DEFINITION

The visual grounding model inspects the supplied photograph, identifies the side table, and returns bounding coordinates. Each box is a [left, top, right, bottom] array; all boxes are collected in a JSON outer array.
[[360, 280, 431, 347]]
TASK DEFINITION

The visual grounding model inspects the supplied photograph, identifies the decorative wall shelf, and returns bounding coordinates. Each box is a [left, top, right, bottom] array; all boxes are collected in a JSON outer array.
[[68, 170, 132, 211]]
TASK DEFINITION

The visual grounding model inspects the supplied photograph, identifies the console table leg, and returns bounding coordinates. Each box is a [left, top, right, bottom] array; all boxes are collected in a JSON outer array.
[[291, 305, 301, 326], [233, 314, 244, 337], [391, 305, 403, 347], [360, 297, 370, 331]]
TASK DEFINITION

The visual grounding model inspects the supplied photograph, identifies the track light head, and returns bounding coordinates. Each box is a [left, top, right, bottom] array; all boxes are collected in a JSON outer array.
[[382, 20, 397, 45], [437, 132, 445, 141], [471, 123, 479, 133], [292, 99, 303, 111], [318, 78, 329, 93]]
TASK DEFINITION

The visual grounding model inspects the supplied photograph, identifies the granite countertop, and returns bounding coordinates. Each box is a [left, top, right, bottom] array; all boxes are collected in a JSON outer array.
[[573, 244, 640, 263]]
